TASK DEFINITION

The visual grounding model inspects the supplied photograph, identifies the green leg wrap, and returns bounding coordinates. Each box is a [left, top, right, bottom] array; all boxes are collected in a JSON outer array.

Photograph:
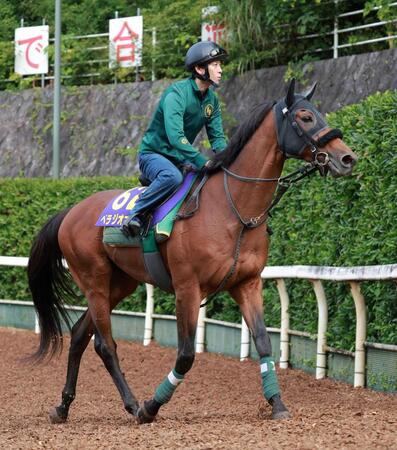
[[260, 356, 280, 401], [154, 369, 184, 404]]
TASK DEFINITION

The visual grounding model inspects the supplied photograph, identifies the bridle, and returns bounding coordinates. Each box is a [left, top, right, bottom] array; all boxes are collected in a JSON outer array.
[[198, 96, 344, 304], [278, 97, 343, 176], [222, 96, 344, 229]]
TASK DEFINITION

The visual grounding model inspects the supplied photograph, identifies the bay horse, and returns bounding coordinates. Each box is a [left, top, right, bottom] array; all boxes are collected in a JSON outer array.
[[28, 79, 357, 424]]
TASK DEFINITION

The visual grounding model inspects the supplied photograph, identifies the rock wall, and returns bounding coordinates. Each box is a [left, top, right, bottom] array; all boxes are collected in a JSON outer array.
[[0, 48, 396, 178]]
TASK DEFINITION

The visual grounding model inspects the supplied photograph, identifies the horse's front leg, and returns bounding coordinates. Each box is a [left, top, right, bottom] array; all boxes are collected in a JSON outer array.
[[137, 285, 201, 424], [230, 276, 291, 420]]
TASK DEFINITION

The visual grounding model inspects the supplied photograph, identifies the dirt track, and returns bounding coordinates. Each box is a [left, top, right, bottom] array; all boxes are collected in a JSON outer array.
[[0, 328, 396, 449]]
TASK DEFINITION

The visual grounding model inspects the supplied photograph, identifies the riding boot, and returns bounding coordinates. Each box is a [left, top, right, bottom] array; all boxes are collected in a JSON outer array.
[[122, 215, 143, 237]]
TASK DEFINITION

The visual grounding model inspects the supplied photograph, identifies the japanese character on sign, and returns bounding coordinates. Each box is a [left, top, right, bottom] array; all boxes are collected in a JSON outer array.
[[15, 26, 49, 75], [201, 22, 225, 44], [201, 6, 225, 45], [114, 22, 139, 63], [109, 16, 143, 68]]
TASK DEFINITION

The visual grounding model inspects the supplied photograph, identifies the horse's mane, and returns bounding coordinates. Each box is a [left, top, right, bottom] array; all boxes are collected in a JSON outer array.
[[206, 101, 274, 173]]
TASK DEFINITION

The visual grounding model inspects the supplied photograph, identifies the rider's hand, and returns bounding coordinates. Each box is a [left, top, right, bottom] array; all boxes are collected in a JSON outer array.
[[182, 163, 196, 173]]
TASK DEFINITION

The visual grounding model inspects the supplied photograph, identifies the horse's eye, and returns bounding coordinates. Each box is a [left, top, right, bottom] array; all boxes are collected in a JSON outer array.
[[301, 116, 313, 123]]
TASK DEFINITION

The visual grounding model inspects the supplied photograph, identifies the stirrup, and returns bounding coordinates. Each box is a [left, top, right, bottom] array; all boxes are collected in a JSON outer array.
[[122, 216, 142, 237]]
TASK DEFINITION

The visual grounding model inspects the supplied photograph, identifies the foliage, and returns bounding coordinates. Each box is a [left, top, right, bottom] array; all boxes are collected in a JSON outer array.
[[0, 0, 396, 89], [364, 0, 397, 48], [0, 90, 396, 349], [141, 0, 209, 80], [0, 176, 136, 304], [265, 89, 397, 349], [221, 0, 334, 73]]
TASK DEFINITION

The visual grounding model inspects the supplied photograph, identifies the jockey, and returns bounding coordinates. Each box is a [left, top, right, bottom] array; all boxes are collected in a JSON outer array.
[[122, 41, 228, 237]]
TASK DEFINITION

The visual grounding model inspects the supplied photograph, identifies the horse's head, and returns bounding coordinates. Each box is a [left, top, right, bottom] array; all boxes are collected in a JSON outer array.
[[274, 78, 357, 177]]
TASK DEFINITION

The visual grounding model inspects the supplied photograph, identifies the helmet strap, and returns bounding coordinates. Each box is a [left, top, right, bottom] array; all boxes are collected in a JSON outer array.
[[193, 65, 218, 88]]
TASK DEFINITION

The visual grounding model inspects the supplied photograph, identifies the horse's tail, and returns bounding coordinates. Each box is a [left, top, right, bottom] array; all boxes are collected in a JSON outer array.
[[27, 208, 74, 362]]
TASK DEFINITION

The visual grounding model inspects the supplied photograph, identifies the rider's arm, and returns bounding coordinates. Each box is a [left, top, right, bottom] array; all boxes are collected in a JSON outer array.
[[206, 95, 227, 153], [163, 91, 208, 169]]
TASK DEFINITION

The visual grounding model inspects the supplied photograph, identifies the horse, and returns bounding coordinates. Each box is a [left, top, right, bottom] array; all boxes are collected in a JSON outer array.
[[27, 79, 357, 424]]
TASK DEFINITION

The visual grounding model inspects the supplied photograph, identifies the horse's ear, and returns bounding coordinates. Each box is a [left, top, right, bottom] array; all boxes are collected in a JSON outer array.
[[303, 81, 317, 101], [285, 78, 295, 108]]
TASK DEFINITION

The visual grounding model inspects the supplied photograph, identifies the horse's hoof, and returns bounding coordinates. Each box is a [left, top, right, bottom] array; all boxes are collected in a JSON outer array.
[[125, 403, 139, 416], [136, 405, 156, 424], [48, 407, 67, 424], [271, 410, 292, 420]]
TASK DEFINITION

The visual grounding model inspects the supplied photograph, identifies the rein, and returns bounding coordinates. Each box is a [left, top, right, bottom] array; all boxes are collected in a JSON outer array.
[[222, 163, 317, 226], [198, 162, 318, 307], [181, 94, 343, 307]]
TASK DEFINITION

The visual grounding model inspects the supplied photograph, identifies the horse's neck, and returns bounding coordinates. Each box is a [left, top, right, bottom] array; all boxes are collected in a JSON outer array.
[[227, 113, 285, 216]]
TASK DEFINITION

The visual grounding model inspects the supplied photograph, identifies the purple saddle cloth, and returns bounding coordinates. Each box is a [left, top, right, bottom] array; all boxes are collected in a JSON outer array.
[[96, 172, 195, 227]]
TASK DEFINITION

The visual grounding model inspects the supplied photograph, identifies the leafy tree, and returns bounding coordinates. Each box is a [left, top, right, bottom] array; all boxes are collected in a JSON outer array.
[[1, 0, 396, 89], [141, 0, 208, 80], [364, 0, 397, 48]]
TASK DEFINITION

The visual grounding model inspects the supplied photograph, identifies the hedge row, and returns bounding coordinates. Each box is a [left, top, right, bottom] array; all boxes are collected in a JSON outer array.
[[0, 90, 396, 349], [265, 89, 397, 349]]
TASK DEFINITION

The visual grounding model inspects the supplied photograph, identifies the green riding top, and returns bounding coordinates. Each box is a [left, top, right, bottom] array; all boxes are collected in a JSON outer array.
[[140, 76, 227, 170], [123, 40, 228, 237]]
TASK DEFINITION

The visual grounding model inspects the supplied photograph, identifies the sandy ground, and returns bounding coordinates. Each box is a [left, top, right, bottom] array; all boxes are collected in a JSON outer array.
[[0, 328, 396, 450]]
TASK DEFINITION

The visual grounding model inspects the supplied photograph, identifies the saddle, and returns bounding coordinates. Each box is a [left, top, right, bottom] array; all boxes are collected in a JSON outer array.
[[95, 172, 201, 293], [96, 172, 198, 244]]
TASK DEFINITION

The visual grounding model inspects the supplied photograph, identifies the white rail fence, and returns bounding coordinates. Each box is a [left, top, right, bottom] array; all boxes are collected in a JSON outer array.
[[315, 1, 397, 58], [1, 256, 396, 388]]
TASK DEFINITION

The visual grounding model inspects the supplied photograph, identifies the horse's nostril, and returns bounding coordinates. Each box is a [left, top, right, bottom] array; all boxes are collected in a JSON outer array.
[[341, 154, 356, 167]]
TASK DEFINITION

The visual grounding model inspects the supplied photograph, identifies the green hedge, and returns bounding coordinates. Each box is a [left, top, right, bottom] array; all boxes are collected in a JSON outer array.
[[0, 90, 396, 349], [265, 89, 397, 349]]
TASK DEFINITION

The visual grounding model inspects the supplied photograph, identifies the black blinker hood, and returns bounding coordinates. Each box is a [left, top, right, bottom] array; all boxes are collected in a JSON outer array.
[[273, 94, 328, 158]]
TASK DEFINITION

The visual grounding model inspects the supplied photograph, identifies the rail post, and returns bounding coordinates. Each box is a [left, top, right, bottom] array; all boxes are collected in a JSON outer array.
[[196, 302, 206, 353], [151, 27, 157, 81], [276, 278, 290, 369], [333, 0, 339, 58], [143, 284, 154, 346], [349, 281, 366, 387], [311, 280, 328, 379], [240, 318, 250, 361]]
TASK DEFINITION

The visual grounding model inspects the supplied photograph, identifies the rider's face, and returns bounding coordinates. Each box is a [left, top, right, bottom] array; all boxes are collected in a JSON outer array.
[[207, 60, 223, 84], [195, 60, 223, 85]]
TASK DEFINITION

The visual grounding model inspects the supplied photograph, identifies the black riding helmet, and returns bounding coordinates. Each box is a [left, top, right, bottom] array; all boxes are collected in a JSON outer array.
[[185, 41, 227, 87]]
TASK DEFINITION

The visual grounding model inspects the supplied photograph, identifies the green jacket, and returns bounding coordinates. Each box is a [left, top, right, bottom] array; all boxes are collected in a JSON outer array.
[[139, 77, 227, 169]]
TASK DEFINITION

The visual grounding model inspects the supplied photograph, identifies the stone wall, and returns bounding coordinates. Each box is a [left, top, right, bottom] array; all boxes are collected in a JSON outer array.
[[0, 48, 396, 178]]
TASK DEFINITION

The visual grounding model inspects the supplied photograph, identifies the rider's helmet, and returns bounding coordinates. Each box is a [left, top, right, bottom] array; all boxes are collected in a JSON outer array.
[[185, 41, 227, 86]]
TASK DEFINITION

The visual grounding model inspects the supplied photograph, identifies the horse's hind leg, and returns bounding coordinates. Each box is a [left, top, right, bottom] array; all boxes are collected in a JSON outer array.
[[230, 276, 291, 420], [49, 267, 139, 423], [137, 284, 202, 424], [83, 273, 140, 416], [92, 314, 139, 416], [49, 311, 94, 423]]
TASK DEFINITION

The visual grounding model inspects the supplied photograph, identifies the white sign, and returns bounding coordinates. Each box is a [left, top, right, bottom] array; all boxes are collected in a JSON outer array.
[[109, 16, 143, 68], [15, 26, 49, 75], [201, 5, 225, 44], [201, 22, 225, 44]]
